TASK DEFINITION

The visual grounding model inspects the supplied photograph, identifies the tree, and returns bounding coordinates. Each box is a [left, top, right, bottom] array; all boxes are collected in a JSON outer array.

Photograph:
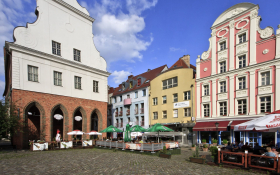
[[0, 100, 24, 139]]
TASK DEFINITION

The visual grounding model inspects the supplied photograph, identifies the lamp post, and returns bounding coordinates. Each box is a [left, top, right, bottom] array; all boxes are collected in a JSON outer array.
[[215, 122, 219, 145]]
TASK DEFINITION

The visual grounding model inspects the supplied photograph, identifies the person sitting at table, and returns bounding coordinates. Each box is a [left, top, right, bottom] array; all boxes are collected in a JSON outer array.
[[238, 141, 244, 148], [232, 141, 239, 152], [264, 147, 276, 165], [253, 143, 262, 154], [241, 142, 250, 150], [272, 147, 279, 157], [226, 142, 233, 151]]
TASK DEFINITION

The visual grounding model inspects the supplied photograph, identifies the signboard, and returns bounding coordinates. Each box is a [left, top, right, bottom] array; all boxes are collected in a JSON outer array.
[[61, 141, 73, 148], [173, 101, 190, 109], [32, 143, 48, 151]]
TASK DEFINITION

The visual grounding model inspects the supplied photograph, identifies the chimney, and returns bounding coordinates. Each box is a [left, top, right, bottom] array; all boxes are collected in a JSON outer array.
[[147, 69, 151, 72], [180, 55, 190, 68], [128, 75, 133, 79]]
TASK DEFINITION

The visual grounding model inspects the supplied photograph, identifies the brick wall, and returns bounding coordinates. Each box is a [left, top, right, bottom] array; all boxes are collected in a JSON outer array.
[[12, 89, 107, 149]]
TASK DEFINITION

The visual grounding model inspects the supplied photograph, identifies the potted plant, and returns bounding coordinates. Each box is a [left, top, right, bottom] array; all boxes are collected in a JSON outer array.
[[202, 144, 208, 152], [201, 139, 206, 144], [209, 146, 218, 163], [222, 139, 228, 145], [212, 139, 217, 146], [189, 146, 206, 164], [159, 146, 171, 159], [191, 144, 196, 151]]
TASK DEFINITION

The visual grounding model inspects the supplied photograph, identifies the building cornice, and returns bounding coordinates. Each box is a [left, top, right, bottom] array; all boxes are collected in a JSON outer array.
[[6, 42, 110, 77], [196, 59, 280, 82], [53, 0, 94, 22]]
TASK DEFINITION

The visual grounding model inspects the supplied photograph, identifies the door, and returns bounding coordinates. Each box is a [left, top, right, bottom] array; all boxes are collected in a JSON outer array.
[[248, 132, 258, 147]]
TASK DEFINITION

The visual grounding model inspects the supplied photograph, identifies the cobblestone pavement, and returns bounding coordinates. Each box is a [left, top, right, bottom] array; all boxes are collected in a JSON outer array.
[[0, 147, 258, 175]]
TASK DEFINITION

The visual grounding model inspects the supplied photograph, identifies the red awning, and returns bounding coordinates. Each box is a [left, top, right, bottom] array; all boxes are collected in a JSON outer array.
[[193, 121, 230, 131], [230, 120, 250, 129]]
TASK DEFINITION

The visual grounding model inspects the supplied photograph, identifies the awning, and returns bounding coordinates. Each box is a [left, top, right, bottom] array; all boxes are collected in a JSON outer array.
[[230, 120, 250, 129], [193, 121, 230, 131]]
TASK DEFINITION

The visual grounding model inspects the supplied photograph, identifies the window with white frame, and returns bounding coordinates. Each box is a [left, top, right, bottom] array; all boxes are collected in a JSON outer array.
[[135, 91, 138, 98], [142, 89, 146, 96], [74, 76, 81, 89], [238, 99, 247, 115], [220, 41, 226, 51], [52, 41, 61, 56], [54, 71, 62, 86], [219, 102, 227, 116], [28, 65, 38, 82], [73, 49, 81, 62], [162, 96, 167, 104], [162, 77, 178, 90], [220, 61, 226, 73], [173, 93, 178, 102], [153, 112, 158, 119], [260, 96, 271, 113], [153, 97, 158, 105], [93, 80, 98, 92], [204, 85, 209, 96], [238, 55, 246, 68], [239, 33, 246, 44], [238, 77, 246, 89], [261, 72, 270, 86], [184, 108, 191, 117], [162, 111, 167, 119], [173, 109, 178, 118], [220, 81, 226, 93], [203, 104, 209, 117], [114, 97, 116, 103], [184, 91, 191, 100], [119, 96, 122, 102]]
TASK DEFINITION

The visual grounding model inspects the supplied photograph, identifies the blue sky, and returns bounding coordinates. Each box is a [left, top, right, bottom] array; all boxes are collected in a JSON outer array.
[[0, 0, 280, 97]]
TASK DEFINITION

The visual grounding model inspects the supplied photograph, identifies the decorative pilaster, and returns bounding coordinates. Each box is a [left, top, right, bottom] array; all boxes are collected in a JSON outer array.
[[196, 83, 201, 119], [211, 29, 217, 75], [196, 56, 201, 79], [212, 80, 216, 117], [275, 64, 280, 111], [229, 75, 235, 116], [249, 10, 258, 65], [249, 70, 256, 115], [229, 20, 235, 70]]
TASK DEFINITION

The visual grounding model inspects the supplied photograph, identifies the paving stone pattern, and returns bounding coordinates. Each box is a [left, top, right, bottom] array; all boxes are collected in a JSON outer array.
[[0, 148, 258, 175]]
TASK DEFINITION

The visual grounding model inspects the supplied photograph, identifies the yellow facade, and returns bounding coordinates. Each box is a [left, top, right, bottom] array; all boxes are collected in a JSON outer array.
[[149, 68, 196, 127]]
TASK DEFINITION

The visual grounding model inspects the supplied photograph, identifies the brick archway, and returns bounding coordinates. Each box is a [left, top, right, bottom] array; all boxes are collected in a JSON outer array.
[[73, 106, 87, 138], [90, 108, 103, 132], [50, 104, 68, 141], [23, 101, 46, 148]]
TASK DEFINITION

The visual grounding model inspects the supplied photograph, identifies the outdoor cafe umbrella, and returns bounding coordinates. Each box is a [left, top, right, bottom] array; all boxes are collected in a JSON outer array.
[[146, 123, 174, 143], [130, 125, 147, 141], [87, 130, 102, 135], [124, 124, 131, 142], [67, 130, 85, 135], [100, 125, 123, 133]]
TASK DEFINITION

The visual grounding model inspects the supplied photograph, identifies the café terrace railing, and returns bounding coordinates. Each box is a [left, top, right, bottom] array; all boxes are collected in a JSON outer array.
[[218, 149, 280, 173]]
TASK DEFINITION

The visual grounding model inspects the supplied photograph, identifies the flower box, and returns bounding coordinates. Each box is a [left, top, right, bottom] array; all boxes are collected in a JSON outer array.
[[202, 147, 208, 152], [83, 140, 93, 146], [189, 157, 205, 164], [31, 142, 48, 151], [159, 153, 171, 159], [60, 141, 73, 149], [191, 147, 196, 151]]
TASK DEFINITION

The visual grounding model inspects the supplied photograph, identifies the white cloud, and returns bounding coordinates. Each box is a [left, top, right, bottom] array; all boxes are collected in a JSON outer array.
[[111, 70, 130, 84], [85, 0, 157, 64]]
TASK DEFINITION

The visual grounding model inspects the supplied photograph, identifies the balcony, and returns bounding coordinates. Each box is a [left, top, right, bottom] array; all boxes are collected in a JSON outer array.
[[126, 110, 130, 116], [140, 121, 144, 126], [124, 98, 132, 105], [115, 123, 119, 127], [120, 123, 123, 127], [119, 111, 123, 117], [135, 109, 139, 115], [115, 112, 118, 117], [140, 108, 144, 114]]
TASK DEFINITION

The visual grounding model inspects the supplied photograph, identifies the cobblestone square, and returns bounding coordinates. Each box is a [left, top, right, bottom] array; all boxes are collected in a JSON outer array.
[[0, 148, 258, 175]]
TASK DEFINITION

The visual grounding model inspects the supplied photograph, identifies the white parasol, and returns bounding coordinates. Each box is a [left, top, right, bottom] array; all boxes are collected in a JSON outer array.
[[54, 114, 63, 120], [75, 116, 82, 121], [87, 130, 102, 135], [67, 130, 85, 135], [131, 132, 143, 137]]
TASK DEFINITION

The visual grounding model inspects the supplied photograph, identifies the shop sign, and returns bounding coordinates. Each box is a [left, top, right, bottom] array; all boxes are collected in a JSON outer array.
[[174, 101, 189, 108]]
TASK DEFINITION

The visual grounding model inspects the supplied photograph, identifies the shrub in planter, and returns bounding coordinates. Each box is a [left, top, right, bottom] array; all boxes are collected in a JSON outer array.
[[212, 139, 217, 146], [191, 144, 196, 151], [201, 139, 207, 144], [159, 146, 171, 159], [189, 146, 205, 164], [209, 146, 218, 163], [222, 139, 228, 145], [202, 144, 209, 152]]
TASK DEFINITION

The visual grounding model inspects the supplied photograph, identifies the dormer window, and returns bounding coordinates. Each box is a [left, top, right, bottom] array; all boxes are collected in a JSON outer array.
[[122, 84, 125, 90], [239, 33, 246, 44], [130, 81, 133, 88], [220, 42, 226, 51], [137, 78, 141, 86]]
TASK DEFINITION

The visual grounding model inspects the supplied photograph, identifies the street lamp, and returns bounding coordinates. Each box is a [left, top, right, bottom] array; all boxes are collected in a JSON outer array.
[[215, 122, 219, 145]]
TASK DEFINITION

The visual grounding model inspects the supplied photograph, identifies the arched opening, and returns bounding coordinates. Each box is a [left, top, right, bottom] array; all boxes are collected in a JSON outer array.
[[91, 111, 98, 139], [26, 105, 41, 141], [73, 108, 83, 140], [52, 107, 64, 141]]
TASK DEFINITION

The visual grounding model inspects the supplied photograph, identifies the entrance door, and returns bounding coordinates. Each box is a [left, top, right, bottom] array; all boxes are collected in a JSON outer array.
[[234, 132, 240, 142], [248, 132, 258, 147]]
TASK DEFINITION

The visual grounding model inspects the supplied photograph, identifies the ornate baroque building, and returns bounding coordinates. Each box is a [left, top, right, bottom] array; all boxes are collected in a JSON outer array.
[[3, 0, 110, 149], [194, 3, 280, 146]]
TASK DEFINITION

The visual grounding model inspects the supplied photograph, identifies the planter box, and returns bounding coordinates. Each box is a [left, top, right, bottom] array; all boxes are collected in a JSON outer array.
[[189, 157, 206, 164], [191, 147, 196, 151], [60, 141, 73, 149], [203, 148, 208, 152], [31, 142, 48, 151], [212, 143, 217, 146], [83, 140, 92, 146], [159, 153, 171, 159]]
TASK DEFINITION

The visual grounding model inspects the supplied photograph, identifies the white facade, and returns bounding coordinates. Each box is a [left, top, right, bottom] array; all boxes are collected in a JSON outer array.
[[5, 0, 109, 102]]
